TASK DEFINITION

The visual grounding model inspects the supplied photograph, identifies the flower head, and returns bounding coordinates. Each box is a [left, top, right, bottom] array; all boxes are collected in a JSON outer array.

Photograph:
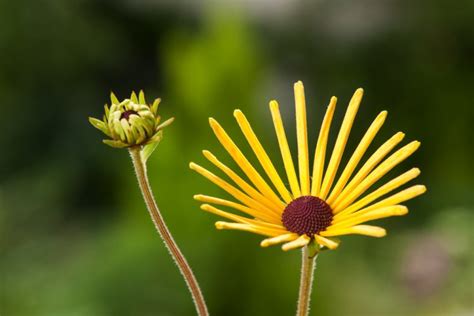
[[191, 81, 426, 251], [89, 91, 174, 148]]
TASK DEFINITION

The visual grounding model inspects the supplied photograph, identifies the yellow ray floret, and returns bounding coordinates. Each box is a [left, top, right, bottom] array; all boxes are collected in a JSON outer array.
[[311, 97, 337, 197], [194, 195, 280, 224], [333, 141, 421, 212], [336, 185, 426, 222], [234, 110, 293, 203], [330, 131, 406, 211], [334, 168, 420, 219], [326, 111, 387, 204], [314, 235, 340, 250], [282, 234, 311, 251], [319, 88, 363, 200], [260, 233, 299, 247], [215, 221, 286, 237], [209, 118, 285, 209], [294, 81, 310, 195], [202, 150, 280, 212], [269, 100, 301, 197], [201, 204, 285, 231], [329, 205, 408, 230], [189, 162, 280, 217], [320, 225, 386, 238]]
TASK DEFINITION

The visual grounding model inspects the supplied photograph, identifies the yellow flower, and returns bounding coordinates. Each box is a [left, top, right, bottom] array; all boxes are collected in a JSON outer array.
[[89, 91, 174, 148], [190, 81, 426, 251]]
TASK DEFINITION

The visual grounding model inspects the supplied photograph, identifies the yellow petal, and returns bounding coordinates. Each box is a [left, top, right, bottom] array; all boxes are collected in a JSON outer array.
[[201, 204, 285, 230], [234, 110, 293, 203], [329, 132, 405, 209], [319, 88, 363, 200], [282, 234, 311, 251], [336, 185, 426, 224], [334, 168, 420, 219], [329, 205, 408, 230], [190, 162, 280, 217], [269, 100, 301, 197], [260, 233, 299, 247], [194, 195, 280, 224], [311, 97, 337, 196], [334, 141, 420, 212], [321, 225, 386, 237], [202, 150, 281, 212], [209, 118, 285, 209], [314, 235, 340, 249], [326, 111, 387, 204], [294, 81, 310, 195], [215, 221, 286, 237]]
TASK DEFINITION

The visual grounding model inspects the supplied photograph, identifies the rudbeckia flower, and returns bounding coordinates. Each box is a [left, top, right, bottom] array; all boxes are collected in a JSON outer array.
[[190, 81, 425, 251]]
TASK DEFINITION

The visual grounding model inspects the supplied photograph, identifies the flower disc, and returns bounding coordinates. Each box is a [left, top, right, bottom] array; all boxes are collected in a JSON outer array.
[[282, 196, 333, 236]]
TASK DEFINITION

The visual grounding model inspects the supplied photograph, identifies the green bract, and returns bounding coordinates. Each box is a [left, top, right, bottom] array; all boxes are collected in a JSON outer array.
[[89, 91, 174, 149]]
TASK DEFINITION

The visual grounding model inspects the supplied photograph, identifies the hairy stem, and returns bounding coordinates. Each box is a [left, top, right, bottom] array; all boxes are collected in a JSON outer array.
[[296, 245, 318, 316], [129, 147, 208, 316]]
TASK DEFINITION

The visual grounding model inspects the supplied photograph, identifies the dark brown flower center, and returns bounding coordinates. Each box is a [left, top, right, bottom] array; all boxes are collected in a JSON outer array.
[[282, 196, 333, 236], [120, 110, 138, 121]]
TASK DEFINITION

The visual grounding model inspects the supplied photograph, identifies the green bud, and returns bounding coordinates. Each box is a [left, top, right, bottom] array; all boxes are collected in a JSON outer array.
[[89, 91, 174, 149]]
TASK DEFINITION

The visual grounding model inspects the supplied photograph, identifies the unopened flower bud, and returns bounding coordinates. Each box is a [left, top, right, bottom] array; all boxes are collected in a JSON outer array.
[[89, 91, 174, 148]]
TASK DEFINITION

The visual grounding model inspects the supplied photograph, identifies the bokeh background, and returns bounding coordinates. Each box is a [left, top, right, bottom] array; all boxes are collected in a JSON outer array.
[[1, 0, 473, 315]]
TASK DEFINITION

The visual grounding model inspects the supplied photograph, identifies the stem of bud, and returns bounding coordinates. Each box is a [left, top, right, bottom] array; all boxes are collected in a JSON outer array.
[[129, 147, 209, 316]]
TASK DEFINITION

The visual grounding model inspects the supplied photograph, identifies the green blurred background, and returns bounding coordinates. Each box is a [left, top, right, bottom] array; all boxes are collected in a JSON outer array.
[[1, 0, 473, 315]]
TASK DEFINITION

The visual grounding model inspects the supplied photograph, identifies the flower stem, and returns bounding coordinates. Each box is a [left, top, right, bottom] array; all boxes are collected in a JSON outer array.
[[296, 245, 318, 316], [129, 147, 209, 316]]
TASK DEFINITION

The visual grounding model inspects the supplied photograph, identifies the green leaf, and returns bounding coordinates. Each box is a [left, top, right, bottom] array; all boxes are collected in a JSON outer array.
[[151, 98, 161, 115], [141, 131, 163, 162], [130, 91, 138, 103], [138, 90, 146, 105], [103, 139, 128, 148], [307, 239, 320, 258], [110, 92, 120, 105], [88, 117, 111, 136], [155, 117, 175, 131]]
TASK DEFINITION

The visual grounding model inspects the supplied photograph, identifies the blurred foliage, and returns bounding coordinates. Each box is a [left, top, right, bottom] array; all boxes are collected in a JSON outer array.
[[1, 0, 473, 315]]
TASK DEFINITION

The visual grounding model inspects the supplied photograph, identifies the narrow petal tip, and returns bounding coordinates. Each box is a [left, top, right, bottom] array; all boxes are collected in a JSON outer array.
[[416, 184, 427, 194], [200, 204, 211, 211], [395, 205, 409, 215], [88, 117, 100, 124], [269, 100, 280, 112], [395, 131, 406, 140], [294, 80, 304, 88], [189, 162, 197, 170], [233, 109, 243, 118], [215, 221, 225, 230], [202, 150, 214, 160], [378, 110, 388, 120], [373, 228, 387, 237], [281, 245, 291, 251]]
